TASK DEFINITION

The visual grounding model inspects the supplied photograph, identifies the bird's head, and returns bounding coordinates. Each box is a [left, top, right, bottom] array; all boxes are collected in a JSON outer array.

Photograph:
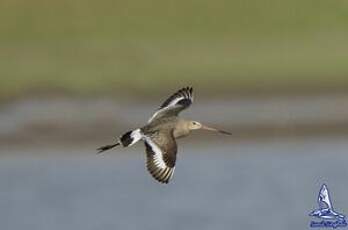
[[188, 121, 202, 130], [188, 120, 232, 135]]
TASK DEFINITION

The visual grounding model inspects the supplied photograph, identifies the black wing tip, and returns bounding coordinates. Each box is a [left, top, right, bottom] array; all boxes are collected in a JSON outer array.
[[160, 180, 170, 184], [174, 86, 193, 95], [146, 160, 174, 184], [152, 175, 171, 184], [151, 169, 174, 184], [159, 86, 194, 109], [147, 168, 171, 184], [179, 86, 194, 98], [181, 86, 193, 93]]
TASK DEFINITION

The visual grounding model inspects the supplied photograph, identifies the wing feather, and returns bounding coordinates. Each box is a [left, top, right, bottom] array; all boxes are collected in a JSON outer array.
[[148, 87, 193, 123], [144, 132, 177, 184]]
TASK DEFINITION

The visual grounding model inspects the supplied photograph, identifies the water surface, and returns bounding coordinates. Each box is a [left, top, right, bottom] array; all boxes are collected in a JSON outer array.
[[0, 137, 347, 230]]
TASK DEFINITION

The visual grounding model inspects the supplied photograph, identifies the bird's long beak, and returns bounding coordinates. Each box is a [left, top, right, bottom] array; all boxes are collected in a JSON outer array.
[[201, 125, 232, 135]]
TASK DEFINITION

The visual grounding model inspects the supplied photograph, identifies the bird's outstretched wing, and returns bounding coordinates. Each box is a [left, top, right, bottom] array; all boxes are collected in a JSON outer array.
[[143, 130, 177, 184], [148, 87, 193, 123]]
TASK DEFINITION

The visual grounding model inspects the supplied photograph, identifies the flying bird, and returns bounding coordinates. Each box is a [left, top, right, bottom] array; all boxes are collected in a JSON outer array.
[[97, 87, 231, 184]]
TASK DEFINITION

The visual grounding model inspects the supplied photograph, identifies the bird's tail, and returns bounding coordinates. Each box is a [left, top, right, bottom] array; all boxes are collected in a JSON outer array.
[[119, 129, 142, 147], [97, 129, 142, 154]]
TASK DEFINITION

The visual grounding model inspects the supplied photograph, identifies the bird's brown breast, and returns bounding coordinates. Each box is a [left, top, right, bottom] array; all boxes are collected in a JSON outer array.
[[173, 123, 190, 138]]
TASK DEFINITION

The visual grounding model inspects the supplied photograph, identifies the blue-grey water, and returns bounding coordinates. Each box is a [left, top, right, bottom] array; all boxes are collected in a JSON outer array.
[[1, 137, 348, 230]]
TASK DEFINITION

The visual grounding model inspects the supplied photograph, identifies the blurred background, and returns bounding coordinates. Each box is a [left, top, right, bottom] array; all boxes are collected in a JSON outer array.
[[1, 1, 348, 229]]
